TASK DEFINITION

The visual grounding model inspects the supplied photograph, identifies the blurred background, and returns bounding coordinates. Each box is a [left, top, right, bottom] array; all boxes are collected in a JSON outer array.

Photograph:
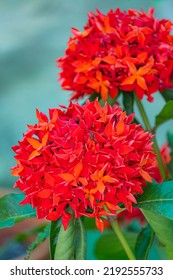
[[0, 0, 173, 259]]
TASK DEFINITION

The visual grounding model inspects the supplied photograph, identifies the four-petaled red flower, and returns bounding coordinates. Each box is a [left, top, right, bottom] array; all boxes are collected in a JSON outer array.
[[57, 8, 173, 102], [11, 100, 156, 231]]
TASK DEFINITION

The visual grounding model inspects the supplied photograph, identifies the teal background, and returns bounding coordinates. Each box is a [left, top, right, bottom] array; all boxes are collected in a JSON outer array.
[[0, 0, 173, 189]]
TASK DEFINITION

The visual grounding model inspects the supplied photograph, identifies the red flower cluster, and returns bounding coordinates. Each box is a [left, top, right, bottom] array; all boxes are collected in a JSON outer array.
[[12, 100, 156, 231], [57, 8, 173, 102]]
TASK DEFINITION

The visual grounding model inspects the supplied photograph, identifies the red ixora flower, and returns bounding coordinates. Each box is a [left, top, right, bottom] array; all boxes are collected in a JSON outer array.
[[57, 8, 173, 102], [11, 100, 156, 232]]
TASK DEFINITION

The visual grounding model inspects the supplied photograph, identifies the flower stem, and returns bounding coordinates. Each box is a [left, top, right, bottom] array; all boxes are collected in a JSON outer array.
[[109, 218, 136, 260], [134, 94, 166, 180]]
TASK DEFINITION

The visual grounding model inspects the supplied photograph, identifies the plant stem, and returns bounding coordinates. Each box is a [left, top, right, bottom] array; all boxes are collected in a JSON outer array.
[[134, 94, 151, 131], [134, 94, 166, 180], [109, 218, 136, 260]]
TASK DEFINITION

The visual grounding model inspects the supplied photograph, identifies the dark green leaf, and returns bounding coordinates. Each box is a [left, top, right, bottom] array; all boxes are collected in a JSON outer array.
[[167, 131, 173, 150], [155, 101, 173, 128], [135, 224, 154, 260], [54, 215, 75, 260], [49, 219, 61, 260], [141, 210, 173, 259], [167, 158, 173, 180], [95, 232, 136, 260], [25, 224, 50, 260], [167, 132, 173, 178], [122, 91, 134, 115], [161, 88, 173, 102], [84, 217, 96, 230], [136, 181, 173, 220], [107, 95, 118, 106], [0, 193, 36, 229], [89, 92, 101, 102], [74, 217, 86, 260]]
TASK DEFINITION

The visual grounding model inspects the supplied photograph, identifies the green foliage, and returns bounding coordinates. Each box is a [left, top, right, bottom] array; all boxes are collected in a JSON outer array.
[[136, 181, 173, 259], [25, 224, 50, 260], [168, 131, 173, 149], [161, 88, 173, 102], [122, 91, 134, 115], [95, 231, 136, 260], [74, 217, 86, 260], [52, 216, 86, 260], [155, 101, 173, 128], [167, 132, 173, 179], [107, 95, 118, 106], [0, 193, 36, 229], [141, 210, 173, 259], [135, 224, 154, 260], [54, 215, 75, 260], [88, 92, 101, 102], [136, 181, 173, 219], [49, 219, 61, 259]]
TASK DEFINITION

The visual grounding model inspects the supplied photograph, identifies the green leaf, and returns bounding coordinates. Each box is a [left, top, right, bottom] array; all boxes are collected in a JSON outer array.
[[95, 232, 136, 260], [141, 210, 173, 259], [167, 131, 173, 150], [89, 92, 101, 102], [167, 158, 173, 180], [136, 181, 173, 259], [135, 224, 154, 260], [49, 219, 61, 260], [84, 216, 96, 230], [74, 217, 86, 260], [167, 132, 173, 178], [51, 216, 87, 260], [122, 91, 134, 115], [0, 193, 36, 229], [107, 95, 117, 106], [25, 224, 50, 260], [54, 215, 75, 260], [161, 88, 173, 102], [136, 181, 173, 220], [155, 101, 173, 128]]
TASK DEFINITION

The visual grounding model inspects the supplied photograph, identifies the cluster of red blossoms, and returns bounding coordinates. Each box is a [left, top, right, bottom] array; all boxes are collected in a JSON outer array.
[[12, 100, 156, 231], [57, 8, 173, 102]]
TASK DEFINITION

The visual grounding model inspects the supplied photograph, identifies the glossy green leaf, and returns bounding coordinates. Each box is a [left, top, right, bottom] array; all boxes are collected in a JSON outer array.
[[167, 131, 173, 149], [136, 181, 173, 219], [49, 219, 61, 259], [161, 88, 173, 102], [0, 193, 36, 229], [95, 232, 136, 260], [155, 101, 173, 128], [141, 210, 173, 259], [54, 215, 75, 260], [74, 217, 86, 260], [135, 224, 154, 260], [123, 91, 134, 115], [25, 224, 50, 260]]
